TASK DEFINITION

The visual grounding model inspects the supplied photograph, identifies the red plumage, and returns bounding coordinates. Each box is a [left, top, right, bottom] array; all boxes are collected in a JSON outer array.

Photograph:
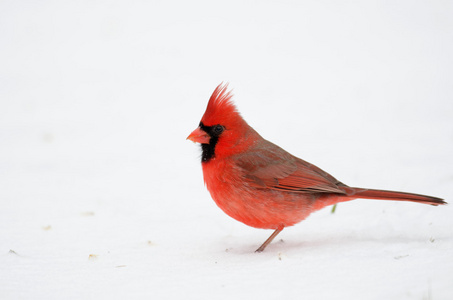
[[187, 83, 446, 252]]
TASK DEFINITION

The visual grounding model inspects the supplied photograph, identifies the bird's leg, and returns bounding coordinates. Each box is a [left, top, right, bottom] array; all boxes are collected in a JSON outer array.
[[255, 227, 284, 253]]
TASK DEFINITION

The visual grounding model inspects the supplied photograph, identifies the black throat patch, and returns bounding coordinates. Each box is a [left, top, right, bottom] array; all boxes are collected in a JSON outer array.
[[199, 122, 223, 163]]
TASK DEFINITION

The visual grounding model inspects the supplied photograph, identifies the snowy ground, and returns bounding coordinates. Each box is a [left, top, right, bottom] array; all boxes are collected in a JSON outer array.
[[1, 1, 452, 299]]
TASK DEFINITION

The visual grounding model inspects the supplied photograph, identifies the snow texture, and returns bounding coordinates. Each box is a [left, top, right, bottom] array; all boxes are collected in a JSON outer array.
[[1, 1, 452, 299]]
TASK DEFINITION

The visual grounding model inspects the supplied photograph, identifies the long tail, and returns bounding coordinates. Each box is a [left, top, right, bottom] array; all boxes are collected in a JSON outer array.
[[350, 188, 446, 206]]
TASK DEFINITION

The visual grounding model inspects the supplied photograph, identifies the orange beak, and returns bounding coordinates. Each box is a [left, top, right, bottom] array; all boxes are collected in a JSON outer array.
[[187, 127, 211, 144]]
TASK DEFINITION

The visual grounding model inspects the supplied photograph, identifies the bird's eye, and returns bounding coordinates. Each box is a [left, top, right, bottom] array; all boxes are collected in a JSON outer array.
[[212, 125, 224, 135]]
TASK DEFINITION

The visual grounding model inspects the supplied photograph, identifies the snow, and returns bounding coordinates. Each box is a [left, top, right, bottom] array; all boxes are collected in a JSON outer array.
[[1, 1, 452, 299]]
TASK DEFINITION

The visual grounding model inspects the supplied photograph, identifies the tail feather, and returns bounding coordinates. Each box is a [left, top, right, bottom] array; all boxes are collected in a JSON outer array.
[[351, 188, 446, 206]]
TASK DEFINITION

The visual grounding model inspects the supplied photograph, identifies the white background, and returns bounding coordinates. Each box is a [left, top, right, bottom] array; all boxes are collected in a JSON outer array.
[[1, 1, 452, 299]]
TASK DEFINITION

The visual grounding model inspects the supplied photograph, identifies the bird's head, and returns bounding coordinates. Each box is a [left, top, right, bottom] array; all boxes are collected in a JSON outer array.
[[187, 83, 257, 162]]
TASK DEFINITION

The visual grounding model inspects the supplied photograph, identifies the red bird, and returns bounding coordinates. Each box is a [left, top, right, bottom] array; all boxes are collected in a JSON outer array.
[[187, 84, 446, 252]]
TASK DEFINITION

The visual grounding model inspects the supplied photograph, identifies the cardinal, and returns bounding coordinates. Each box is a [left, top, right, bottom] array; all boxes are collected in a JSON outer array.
[[187, 83, 446, 252]]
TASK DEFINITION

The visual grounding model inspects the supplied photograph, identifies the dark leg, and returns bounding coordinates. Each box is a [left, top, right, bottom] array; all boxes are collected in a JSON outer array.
[[255, 227, 284, 252]]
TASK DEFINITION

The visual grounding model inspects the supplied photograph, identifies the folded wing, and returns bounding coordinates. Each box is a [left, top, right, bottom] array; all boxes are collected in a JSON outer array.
[[236, 140, 347, 195]]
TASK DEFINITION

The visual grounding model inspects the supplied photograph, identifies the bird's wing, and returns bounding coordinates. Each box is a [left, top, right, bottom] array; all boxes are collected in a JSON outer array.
[[235, 141, 347, 194]]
